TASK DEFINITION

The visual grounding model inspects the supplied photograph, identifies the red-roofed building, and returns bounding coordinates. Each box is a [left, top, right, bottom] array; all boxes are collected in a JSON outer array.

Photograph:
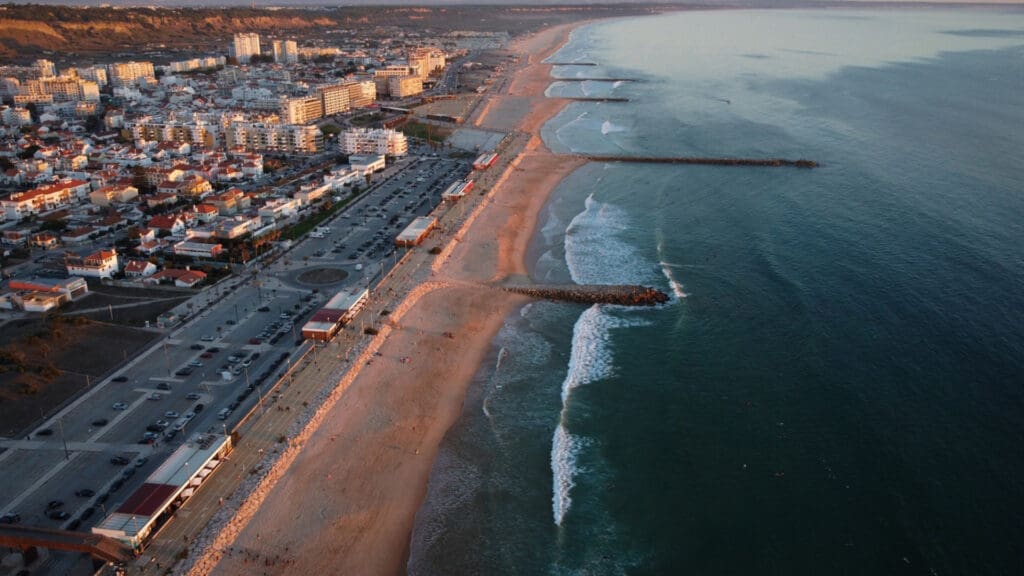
[[0, 179, 90, 221], [66, 248, 119, 278], [148, 215, 185, 235], [123, 259, 156, 278], [194, 204, 218, 223]]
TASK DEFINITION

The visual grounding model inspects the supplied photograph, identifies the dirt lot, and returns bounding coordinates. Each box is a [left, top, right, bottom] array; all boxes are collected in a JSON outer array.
[[0, 282, 187, 437], [0, 318, 160, 437], [412, 94, 480, 123], [63, 282, 193, 327]]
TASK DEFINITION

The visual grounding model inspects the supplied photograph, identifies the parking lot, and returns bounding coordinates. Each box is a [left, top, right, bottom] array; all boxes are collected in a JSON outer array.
[[0, 146, 474, 572]]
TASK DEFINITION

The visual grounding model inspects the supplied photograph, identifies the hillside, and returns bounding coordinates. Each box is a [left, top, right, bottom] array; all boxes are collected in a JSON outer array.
[[0, 4, 664, 61]]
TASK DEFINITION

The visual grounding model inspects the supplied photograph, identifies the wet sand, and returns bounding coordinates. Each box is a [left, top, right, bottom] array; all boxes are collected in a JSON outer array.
[[204, 21, 588, 576]]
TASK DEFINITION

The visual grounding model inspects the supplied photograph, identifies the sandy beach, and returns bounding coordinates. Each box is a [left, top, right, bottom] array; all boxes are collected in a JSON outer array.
[[203, 21, 588, 576]]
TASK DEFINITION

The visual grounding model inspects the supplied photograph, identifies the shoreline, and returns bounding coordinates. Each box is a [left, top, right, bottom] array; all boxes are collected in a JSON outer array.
[[199, 19, 593, 576]]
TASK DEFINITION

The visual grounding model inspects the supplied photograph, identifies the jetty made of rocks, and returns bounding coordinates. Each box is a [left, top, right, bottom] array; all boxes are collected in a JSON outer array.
[[503, 284, 670, 306], [579, 155, 819, 168]]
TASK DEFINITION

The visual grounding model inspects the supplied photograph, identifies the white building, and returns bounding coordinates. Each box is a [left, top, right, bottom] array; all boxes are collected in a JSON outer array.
[[348, 154, 386, 175], [225, 122, 322, 154], [1, 179, 91, 221], [273, 40, 299, 65], [108, 61, 155, 88], [232, 33, 262, 64], [66, 249, 120, 279], [339, 128, 407, 157]]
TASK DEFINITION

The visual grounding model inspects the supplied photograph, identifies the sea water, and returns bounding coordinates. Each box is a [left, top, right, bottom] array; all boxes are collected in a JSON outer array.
[[409, 9, 1024, 575]]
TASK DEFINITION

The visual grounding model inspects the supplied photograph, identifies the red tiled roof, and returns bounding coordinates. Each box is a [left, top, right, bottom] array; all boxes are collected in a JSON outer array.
[[116, 483, 178, 517]]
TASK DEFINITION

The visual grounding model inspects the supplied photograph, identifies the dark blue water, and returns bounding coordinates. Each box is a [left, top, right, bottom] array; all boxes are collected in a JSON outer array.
[[410, 9, 1024, 576]]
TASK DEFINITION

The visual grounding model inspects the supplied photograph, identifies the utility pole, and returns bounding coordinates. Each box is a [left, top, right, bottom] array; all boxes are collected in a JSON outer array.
[[163, 340, 170, 375], [58, 417, 69, 460]]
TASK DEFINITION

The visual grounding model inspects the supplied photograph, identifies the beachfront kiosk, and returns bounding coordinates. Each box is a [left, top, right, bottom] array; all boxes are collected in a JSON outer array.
[[92, 433, 232, 553], [395, 216, 437, 247]]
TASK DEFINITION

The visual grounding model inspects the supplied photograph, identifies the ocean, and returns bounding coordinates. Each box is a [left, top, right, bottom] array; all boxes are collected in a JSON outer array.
[[409, 8, 1024, 575]]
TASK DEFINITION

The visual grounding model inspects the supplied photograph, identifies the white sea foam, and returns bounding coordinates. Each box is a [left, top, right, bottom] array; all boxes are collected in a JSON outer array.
[[565, 194, 658, 286], [660, 262, 689, 299], [552, 423, 581, 526], [600, 120, 628, 135], [553, 111, 591, 154], [551, 305, 634, 526]]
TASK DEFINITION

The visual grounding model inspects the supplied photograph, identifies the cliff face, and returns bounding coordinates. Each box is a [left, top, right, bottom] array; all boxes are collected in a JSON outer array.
[[0, 4, 660, 61], [0, 8, 339, 59]]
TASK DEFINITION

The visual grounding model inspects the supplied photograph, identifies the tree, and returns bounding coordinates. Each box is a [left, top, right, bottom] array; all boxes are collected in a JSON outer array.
[[18, 145, 40, 160], [84, 114, 101, 133], [24, 102, 39, 123]]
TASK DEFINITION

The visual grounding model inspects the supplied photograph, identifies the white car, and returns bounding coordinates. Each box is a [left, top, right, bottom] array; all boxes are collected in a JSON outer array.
[[112, 402, 128, 410], [188, 360, 203, 367], [164, 411, 180, 419], [148, 393, 162, 401]]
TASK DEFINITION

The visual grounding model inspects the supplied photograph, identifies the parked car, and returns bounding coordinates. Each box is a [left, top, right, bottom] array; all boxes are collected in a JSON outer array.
[[46, 500, 63, 510], [134, 457, 148, 468], [157, 382, 172, 390], [80, 507, 95, 520], [110, 456, 130, 465], [91, 418, 108, 427], [66, 518, 81, 531], [188, 360, 203, 367], [164, 411, 180, 419], [164, 429, 178, 440], [200, 335, 214, 342], [148, 393, 162, 401], [193, 403, 204, 413], [0, 513, 20, 524], [74, 488, 94, 497], [111, 376, 128, 383], [112, 402, 128, 410], [190, 344, 205, 350], [186, 392, 201, 400], [36, 429, 53, 437], [47, 510, 69, 520], [258, 306, 271, 312]]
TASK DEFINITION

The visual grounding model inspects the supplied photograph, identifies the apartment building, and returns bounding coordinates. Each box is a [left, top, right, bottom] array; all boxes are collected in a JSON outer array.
[[317, 83, 351, 116], [408, 48, 446, 78], [232, 33, 262, 64], [272, 40, 299, 65], [128, 119, 220, 149], [388, 75, 423, 98], [109, 61, 156, 88], [373, 65, 415, 97], [1, 179, 91, 221], [89, 185, 139, 207], [282, 95, 324, 125], [225, 122, 323, 154], [338, 128, 407, 157]]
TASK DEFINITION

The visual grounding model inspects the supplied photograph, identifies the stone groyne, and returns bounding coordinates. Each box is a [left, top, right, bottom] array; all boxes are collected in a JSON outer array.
[[580, 155, 819, 168], [552, 77, 640, 82], [561, 97, 630, 103], [503, 284, 670, 306]]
